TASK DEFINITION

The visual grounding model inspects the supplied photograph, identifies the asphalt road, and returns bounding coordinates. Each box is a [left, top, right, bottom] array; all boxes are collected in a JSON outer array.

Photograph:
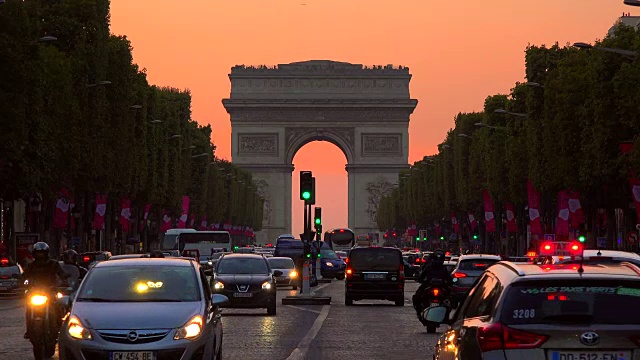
[[0, 280, 441, 360]]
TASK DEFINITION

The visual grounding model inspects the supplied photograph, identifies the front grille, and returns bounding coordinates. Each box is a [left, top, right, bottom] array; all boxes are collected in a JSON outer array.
[[97, 329, 170, 344], [235, 284, 260, 292], [80, 348, 184, 360]]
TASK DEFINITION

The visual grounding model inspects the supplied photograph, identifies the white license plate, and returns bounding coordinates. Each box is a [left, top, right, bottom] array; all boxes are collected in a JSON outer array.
[[365, 274, 386, 280], [430, 302, 440, 307], [550, 351, 630, 360], [276, 276, 288, 281], [110, 352, 155, 360], [233, 292, 253, 298]]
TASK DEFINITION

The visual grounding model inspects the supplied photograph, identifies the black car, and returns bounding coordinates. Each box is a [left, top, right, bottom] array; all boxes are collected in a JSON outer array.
[[79, 251, 112, 269], [345, 247, 405, 306], [211, 254, 281, 315]]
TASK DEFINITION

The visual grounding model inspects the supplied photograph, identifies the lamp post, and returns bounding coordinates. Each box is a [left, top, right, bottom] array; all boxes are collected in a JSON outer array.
[[624, 0, 640, 7], [86, 81, 111, 88], [458, 133, 473, 139], [494, 109, 527, 118], [573, 42, 638, 57], [525, 82, 544, 89]]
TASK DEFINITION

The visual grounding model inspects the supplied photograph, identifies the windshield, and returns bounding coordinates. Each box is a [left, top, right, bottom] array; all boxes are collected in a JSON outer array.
[[0, 266, 20, 276], [267, 258, 294, 269], [349, 249, 401, 271], [320, 249, 339, 260], [217, 258, 269, 274], [501, 280, 640, 325], [162, 234, 179, 250], [76, 265, 200, 302], [457, 259, 499, 271]]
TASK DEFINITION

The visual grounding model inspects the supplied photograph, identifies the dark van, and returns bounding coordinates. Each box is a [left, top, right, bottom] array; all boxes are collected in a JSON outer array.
[[344, 247, 404, 306]]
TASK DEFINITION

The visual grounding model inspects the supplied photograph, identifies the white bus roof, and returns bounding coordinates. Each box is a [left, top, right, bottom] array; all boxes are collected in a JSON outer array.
[[165, 229, 197, 234], [192, 231, 231, 234]]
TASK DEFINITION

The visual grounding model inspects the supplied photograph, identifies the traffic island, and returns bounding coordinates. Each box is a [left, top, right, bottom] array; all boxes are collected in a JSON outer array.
[[282, 294, 331, 305]]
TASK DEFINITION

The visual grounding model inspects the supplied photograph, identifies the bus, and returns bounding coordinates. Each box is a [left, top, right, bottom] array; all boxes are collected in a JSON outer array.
[[163, 230, 233, 256], [161, 229, 197, 252], [355, 234, 373, 247], [324, 228, 355, 252]]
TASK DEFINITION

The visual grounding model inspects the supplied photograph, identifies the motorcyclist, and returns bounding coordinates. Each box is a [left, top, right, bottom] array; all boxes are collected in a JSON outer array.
[[412, 250, 453, 318], [22, 242, 70, 338], [61, 249, 87, 289]]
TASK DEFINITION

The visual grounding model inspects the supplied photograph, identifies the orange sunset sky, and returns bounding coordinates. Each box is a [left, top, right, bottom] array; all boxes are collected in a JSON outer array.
[[110, 0, 632, 236]]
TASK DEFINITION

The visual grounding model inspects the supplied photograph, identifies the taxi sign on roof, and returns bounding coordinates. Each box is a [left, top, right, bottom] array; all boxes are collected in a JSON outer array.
[[539, 241, 582, 257]]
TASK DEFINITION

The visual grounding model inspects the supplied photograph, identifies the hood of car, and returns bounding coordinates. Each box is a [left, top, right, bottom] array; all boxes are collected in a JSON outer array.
[[214, 274, 271, 284], [72, 301, 202, 330]]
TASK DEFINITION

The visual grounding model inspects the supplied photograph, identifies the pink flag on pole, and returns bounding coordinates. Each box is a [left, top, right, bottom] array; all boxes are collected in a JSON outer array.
[[119, 198, 132, 233], [468, 212, 477, 231], [556, 191, 570, 237], [630, 179, 640, 225], [53, 197, 70, 229], [92, 194, 108, 230], [199, 217, 208, 231], [140, 203, 151, 232], [504, 203, 518, 232], [568, 191, 584, 229], [527, 180, 543, 235], [177, 196, 190, 229], [450, 212, 459, 234], [160, 210, 172, 232], [483, 190, 496, 232], [189, 213, 196, 228]]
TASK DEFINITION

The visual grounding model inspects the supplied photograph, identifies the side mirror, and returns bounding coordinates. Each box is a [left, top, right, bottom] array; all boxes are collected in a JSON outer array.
[[422, 306, 448, 324], [56, 295, 71, 308], [273, 270, 283, 277], [211, 294, 229, 306]]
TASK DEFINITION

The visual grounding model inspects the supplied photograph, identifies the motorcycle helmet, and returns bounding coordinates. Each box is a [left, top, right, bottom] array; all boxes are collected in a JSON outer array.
[[63, 249, 78, 265], [432, 250, 445, 265], [32, 242, 50, 261]]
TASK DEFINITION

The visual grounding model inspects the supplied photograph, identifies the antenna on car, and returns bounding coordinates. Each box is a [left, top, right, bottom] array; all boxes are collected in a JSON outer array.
[[578, 242, 585, 274]]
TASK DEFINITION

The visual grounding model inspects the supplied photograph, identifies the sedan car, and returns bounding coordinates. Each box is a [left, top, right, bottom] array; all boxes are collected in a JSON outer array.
[[211, 254, 281, 315], [0, 258, 23, 295], [59, 257, 227, 360], [267, 257, 299, 289], [450, 254, 501, 307]]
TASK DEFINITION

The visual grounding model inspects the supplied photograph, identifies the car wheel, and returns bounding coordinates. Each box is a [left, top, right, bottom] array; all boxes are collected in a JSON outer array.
[[345, 293, 353, 306], [426, 324, 437, 333], [395, 296, 404, 306], [267, 300, 277, 316]]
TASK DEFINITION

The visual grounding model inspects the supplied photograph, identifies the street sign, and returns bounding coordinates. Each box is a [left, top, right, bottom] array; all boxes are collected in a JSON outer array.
[[15, 233, 40, 246], [627, 232, 639, 244], [543, 234, 555, 241], [596, 237, 607, 248], [71, 237, 81, 247]]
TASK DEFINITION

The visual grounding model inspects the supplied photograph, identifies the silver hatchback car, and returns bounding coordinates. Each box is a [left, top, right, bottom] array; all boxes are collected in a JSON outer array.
[[59, 258, 228, 360]]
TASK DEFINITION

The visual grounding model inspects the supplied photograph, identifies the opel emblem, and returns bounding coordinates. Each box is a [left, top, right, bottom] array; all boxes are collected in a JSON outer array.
[[580, 332, 599, 346], [127, 331, 139, 342]]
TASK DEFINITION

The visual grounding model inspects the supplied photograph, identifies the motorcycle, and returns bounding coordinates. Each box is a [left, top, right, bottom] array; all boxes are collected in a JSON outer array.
[[25, 283, 69, 360], [414, 278, 451, 333]]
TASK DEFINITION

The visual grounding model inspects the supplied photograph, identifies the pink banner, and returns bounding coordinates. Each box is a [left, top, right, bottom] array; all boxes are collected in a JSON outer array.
[[527, 179, 543, 235], [53, 197, 70, 229], [140, 203, 151, 232], [468, 212, 477, 231], [199, 217, 208, 231], [177, 196, 190, 229], [189, 213, 196, 228], [450, 213, 459, 234], [119, 198, 132, 233], [160, 210, 172, 232], [568, 191, 584, 229], [556, 191, 570, 237], [483, 190, 496, 232], [92, 194, 108, 230], [504, 203, 518, 232], [631, 179, 640, 224]]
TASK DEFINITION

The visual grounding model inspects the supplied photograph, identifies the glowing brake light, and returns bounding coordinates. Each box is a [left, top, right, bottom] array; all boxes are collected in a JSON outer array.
[[477, 323, 548, 352], [339, 229, 344, 233], [346, 268, 352, 275], [0, 258, 8, 265], [453, 272, 467, 278], [571, 244, 579, 251], [432, 288, 440, 297], [543, 244, 551, 251], [83, 256, 90, 262]]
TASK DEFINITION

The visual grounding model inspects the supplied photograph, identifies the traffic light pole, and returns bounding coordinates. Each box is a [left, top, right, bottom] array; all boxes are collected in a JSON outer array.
[[301, 203, 311, 295]]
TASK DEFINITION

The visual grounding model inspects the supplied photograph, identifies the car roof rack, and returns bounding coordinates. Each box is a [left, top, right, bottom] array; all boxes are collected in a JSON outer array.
[[498, 261, 526, 276]]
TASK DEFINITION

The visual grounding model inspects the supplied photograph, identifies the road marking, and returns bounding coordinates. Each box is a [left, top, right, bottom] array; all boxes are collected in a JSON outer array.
[[312, 283, 330, 292], [286, 305, 329, 360], [285, 305, 321, 314]]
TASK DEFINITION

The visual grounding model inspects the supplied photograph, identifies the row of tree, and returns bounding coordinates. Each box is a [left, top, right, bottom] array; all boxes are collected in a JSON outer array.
[[0, 0, 262, 254], [376, 24, 640, 252]]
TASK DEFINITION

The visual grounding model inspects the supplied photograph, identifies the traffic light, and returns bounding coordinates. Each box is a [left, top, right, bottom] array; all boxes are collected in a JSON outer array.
[[416, 236, 420, 241], [578, 235, 586, 243], [314, 207, 322, 226], [304, 242, 311, 258], [473, 234, 478, 240], [300, 171, 314, 202], [440, 236, 445, 241]]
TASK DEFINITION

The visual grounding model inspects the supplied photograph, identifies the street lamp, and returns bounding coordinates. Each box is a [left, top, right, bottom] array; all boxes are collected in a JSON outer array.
[[525, 82, 544, 88], [441, 144, 452, 149], [494, 109, 527, 118], [167, 134, 181, 140], [87, 81, 111, 88], [191, 153, 208, 158], [624, 0, 640, 6], [149, 120, 162, 124], [129, 105, 143, 110], [458, 133, 473, 139], [475, 122, 502, 130], [181, 145, 196, 150], [39, 36, 57, 42], [572, 42, 638, 57]]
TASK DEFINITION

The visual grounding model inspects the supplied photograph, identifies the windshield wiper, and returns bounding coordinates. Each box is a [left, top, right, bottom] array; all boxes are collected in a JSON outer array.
[[76, 297, 119, 302], [542, 314, 593, 324], [124, 299, 183, 302]]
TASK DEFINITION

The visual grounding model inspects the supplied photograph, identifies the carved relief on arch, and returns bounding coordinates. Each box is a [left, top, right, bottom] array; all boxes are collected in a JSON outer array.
[[285, 127, 355, 162], [254, 179, 273, 226]]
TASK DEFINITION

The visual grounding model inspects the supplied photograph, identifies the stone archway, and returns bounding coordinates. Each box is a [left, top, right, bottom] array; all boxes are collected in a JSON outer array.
[[223, 60, 418, 244]]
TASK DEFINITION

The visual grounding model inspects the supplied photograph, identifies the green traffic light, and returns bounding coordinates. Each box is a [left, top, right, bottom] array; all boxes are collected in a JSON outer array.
[[306, 253, 311, 258], [302, 191, 311, 200], [416, 237, 420, 241], [473, 235, 478, 239], [315, 218, 321, 225], [578, 236, 586, 243], [317, 253, 321, 258]]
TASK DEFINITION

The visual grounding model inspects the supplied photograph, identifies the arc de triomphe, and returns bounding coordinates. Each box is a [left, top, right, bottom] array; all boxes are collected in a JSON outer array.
[[222, 60, 418, 243]]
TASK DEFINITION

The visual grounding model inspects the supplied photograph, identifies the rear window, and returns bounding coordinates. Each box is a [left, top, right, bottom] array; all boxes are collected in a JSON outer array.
[[500, 280, 640, 325], [349, 248, 401, 271], [458, 259, 499, 271], [0, 266, 20, 276], [268, 258, 294, 269]]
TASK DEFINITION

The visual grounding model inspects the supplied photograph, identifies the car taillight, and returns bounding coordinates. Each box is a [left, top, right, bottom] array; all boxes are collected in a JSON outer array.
[[83, 256, 90, 262], [432, 288, 440, 297], [453, 272, 467, 278], [630, 336, 640, 347], [346, 268, 353, 278], [399, 264, 405, 280], [477, 323, 548, 352]]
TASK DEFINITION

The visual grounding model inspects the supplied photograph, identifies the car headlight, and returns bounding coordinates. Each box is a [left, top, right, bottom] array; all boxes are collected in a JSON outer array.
[[213, 281, 224, 290], [325, 262, 334, 267], [30, 294, 48, 306], [262, 281, 272, 290], [289, 270, 298, 278], [68, 316, 92, 340], [207, 261, 213, 266], [174, 315, 203, 340]]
